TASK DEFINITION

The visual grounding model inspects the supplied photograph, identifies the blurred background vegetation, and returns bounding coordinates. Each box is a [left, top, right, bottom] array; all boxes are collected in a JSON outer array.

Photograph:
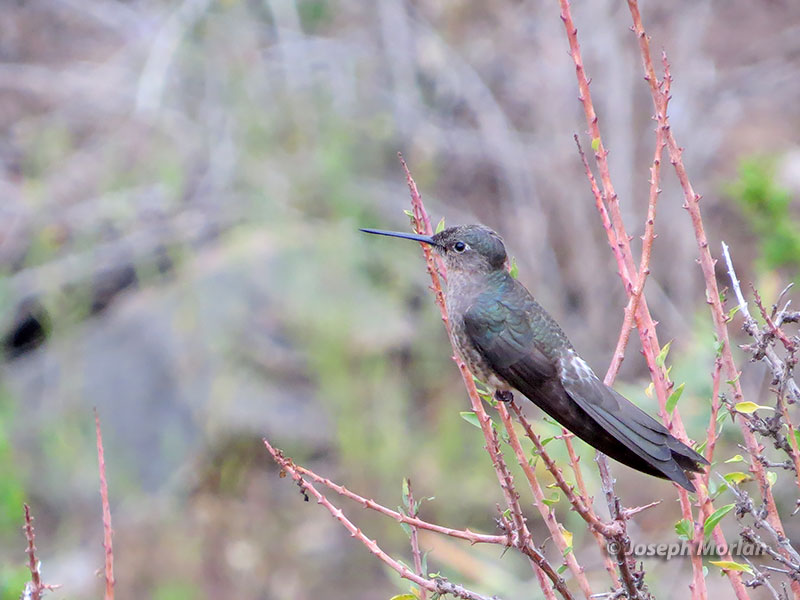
[[1, 1, 799, 598]]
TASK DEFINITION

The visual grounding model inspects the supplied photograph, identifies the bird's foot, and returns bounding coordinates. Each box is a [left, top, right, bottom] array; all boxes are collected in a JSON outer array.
[[494, 390, 514, 404]]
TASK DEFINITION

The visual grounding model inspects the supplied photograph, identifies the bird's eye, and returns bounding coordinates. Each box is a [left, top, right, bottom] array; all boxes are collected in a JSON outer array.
[[453, 241, 467, 253]]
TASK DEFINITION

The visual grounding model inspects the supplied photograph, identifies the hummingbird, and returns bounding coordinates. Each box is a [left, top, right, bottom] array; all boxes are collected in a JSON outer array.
[[361, 223, 708, 492]]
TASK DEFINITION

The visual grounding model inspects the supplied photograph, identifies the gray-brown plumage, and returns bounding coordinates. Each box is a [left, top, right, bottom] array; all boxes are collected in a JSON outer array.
[[362, 223, 708, 492]]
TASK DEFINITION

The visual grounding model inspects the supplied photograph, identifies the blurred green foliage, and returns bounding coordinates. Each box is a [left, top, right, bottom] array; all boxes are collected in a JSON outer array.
[[0, 566, 29, 600], [153, 581, 201, 600], [0, 387, 25, 541], [0, 387, 27, 600], [727, 157, 800, 279]]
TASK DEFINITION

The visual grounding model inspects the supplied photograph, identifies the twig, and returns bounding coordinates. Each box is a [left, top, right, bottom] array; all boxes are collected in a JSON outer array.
[[23, 504, 43, 600], [622, 5, 759, 600], [740, 558, 782, 600], [405, 479, 427, 600], [776, 391, 800, 497], [628, 0, 794, 587], [702, 358, 724, 490], [727, 481, 800, 573], [722, 243, 800, 492], [718, 241, 800, 596], [752, 286, 796, 352], [571, 124, 649, 600], [95, 410, 115, 600], [496, 401, 595, 599], [21, 504, 59, 600], [263, 441, 500, 600], [605, 86, 667, 383], [289, 462, 509, 546], [564, 5, 721, 599], [509, 402, 620, 538], [561, 428, 619, 582]]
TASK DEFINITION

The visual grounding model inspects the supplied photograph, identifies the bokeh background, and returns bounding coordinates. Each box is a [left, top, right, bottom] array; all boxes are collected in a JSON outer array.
[[2, 1, 800, 598]]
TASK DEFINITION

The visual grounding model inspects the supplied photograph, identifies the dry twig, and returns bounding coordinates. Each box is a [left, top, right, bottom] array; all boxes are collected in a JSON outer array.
[[94, 410, 115, 600], [21, 504, 59, 600], [265, 440, 504, 600]]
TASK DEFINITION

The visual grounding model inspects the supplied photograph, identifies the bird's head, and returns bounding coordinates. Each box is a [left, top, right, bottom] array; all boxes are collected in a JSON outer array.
[[361, 223, 508, 274]]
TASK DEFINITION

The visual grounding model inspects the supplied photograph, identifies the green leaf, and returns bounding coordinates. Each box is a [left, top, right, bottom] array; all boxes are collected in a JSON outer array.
[[656, 341, 672, 368], [695, 439, 708, 454], [666, 383, 685, 413], [703, 504, 735, 539], [435, 217, 446, 234], [714, 335, 724, 357], [795, 430, 800, 447], [726, 372, 741, 385], [708, 560, 753, 574], [403, 209, 414, 218], [542, 492, 561, 506], [675, 518, 693, 541], [591, 137, 600, 151], [724, 454, 745, 463], [734, 401, 772, 414], [710, 482, 728, 500], [767, 471, 778, 487], [472, 376, 490, 396], [402, 478, 410, 509], [723, 472, 751, 485], [556, 563, 568, 574], [459, 411, 481, 429], [399, 521, 412, 538], [390, 595, 418, 600], [509, 257, 519, 279]]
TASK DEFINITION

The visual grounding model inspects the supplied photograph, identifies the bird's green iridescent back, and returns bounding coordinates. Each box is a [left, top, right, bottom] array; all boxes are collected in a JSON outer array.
[[446, 269, 573, 388]]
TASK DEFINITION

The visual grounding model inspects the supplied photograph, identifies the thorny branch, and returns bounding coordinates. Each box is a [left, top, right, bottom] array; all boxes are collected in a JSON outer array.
[[264, 441, 502, 600], [95, 410, 116, 600], [561, 2, 695, 597], [721, 244, 800, 406], [720, 243, 800, 588], [22, 504, 43, 600], [625, 0, 796, 594], [21, 504, 59, 600], [289, 461, 509, 546], [404, 479, 427, 600], [495, 400, 595, 599], [728, 481, 800, 580]]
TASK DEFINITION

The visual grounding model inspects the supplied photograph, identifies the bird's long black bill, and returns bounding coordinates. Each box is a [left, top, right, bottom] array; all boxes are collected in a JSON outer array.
[[360, 228, 436, 245]]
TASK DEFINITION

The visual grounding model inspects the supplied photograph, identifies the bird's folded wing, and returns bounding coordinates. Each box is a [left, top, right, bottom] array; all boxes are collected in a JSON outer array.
[[464, 296, 556, 381]]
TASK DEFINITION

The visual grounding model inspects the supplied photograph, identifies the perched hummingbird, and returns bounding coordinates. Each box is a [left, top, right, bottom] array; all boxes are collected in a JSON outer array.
[[362, 224, 708, 492]]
